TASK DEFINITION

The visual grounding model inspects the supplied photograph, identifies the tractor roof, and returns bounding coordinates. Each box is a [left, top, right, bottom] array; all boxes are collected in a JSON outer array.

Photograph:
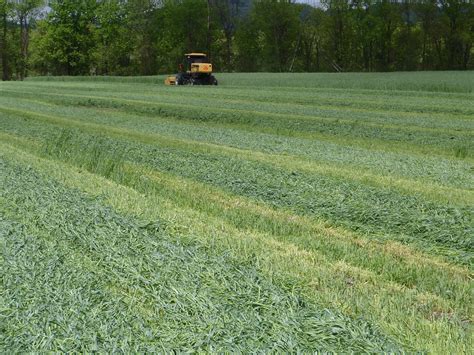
[[185, 53, 207, 57]]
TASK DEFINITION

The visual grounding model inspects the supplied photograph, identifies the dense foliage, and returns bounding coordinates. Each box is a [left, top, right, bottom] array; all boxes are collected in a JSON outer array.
[[0, 0, 473, 79], [0, 72, 473, 351]]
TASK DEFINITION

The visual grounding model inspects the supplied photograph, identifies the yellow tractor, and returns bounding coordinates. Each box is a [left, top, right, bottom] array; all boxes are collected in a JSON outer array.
[[165, 53, 218, 86]]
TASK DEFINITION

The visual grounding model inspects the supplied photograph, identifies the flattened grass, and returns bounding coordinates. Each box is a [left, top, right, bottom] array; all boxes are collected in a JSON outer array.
[[1, 156, 400, 352], [1, 142, 471, 353], [1, 72, 473, 352]]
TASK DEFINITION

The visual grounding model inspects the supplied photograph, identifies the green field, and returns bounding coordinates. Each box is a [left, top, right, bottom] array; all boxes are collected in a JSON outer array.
[[1, 72, 473, 352]]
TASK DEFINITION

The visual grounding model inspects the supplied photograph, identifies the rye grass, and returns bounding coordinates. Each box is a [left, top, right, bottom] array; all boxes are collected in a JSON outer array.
[[1, 73, 472, 352]]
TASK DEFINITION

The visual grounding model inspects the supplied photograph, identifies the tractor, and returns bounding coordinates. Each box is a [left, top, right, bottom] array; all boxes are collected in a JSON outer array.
[[165, 53, 218, 86]]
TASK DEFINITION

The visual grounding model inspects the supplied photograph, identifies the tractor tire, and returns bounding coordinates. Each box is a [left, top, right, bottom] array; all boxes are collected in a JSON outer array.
[[175, 74, 184, 85], [210, 75, 218, 86]]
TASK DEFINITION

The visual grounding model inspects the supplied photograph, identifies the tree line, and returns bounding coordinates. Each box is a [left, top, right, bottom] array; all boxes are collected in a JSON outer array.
[[0, 0, 472, 80]]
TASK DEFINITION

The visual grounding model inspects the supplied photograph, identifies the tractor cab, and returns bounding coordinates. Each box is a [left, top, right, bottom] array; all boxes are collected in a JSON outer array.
[[185, 53, 209, 66], [184, 53, 213, 75]]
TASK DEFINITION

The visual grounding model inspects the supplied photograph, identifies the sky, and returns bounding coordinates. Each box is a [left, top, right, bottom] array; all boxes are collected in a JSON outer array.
[[295, 0, 323, 7]]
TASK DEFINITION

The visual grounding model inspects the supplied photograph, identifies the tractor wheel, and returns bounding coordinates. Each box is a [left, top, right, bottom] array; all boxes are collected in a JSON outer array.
[[210, 76, 218, 86]]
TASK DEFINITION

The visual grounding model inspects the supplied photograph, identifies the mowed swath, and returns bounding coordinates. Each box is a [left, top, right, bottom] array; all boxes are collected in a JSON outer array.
[[0, 72, 472, 352]]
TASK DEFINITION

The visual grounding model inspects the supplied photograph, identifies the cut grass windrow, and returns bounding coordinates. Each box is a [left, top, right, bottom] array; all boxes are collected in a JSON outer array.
[[1, 109, 472, 264], [3, 96, 473, 191], [0, 108, 472, 206], [3, 87, 473, 131], [1, 73, 472, 352], [0, 141, 471, 353], [7, 79, 474, 116], [1, 157, 401, 352], [1, 136, 471, 308], [1, 88, 472, 160]]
